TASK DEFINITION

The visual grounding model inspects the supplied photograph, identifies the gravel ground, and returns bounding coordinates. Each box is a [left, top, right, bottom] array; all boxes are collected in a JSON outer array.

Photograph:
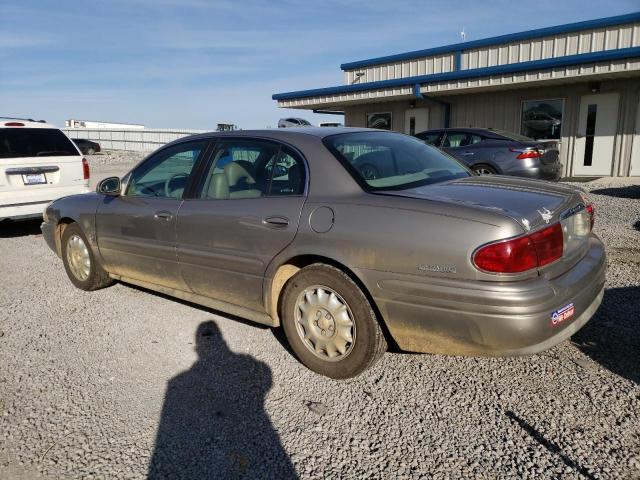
[[0, 151, 639, 479]]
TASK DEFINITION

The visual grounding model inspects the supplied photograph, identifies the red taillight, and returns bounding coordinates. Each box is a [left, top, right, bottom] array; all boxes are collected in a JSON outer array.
[[530, 223, 563, 267], [473, 223, 563, 273], [5, 122, 24, 127], [82, 158, 90, 180], [510, 148, 542, 159], [586, 204, 595, 231], [473, 235, 538, 273]]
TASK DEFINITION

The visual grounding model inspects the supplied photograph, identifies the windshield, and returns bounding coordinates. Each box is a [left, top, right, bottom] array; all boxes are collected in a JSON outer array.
[[0, 128, 79, 158], [324, 131, 470, 191]]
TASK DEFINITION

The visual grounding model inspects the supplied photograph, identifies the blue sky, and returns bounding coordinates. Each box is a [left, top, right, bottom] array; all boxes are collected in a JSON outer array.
[[1, 1, 638, 129]]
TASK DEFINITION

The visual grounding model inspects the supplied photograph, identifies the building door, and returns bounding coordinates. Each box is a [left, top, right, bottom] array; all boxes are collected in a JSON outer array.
[[573, 93, 619, 176], [404, 108, 429, 136], [630, 99, 640, 176]]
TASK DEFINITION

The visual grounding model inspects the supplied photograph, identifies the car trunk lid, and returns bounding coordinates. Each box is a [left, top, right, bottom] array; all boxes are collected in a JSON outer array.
[[514, 140, 560, 165], [382, 175, 590, 275]]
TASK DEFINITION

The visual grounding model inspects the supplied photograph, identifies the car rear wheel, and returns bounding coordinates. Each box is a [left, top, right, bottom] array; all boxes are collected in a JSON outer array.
[[61, 223, 113, 291], [280, 264, 387, 379], [472, 164, 497, 175], [87, 148, 95, 155]]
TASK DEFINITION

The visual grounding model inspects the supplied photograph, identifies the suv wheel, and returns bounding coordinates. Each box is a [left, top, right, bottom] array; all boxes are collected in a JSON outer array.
[[280, 264, 387, 379]]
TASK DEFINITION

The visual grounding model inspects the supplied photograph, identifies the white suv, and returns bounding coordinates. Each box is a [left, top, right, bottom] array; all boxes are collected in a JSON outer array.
[[0, 118, 90, 221]]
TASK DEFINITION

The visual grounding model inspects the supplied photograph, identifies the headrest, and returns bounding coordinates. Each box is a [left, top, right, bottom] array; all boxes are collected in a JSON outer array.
[[207, 173, 229, 199], [224, 161, 255, 187]]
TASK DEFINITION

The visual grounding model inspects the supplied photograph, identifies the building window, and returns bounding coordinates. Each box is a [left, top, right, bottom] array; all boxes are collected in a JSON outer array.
[[367, 112, 392, 130], [520, 99, 563, 140]]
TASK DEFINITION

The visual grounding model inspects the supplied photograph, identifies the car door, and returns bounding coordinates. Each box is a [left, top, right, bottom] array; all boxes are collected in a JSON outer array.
[[176, 138, 307, 311], [442, 131, 480, 166], [95, 140, 210, 290]]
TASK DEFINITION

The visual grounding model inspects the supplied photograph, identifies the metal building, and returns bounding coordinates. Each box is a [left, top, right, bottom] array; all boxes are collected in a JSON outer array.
[[273, 13, 640, 177]]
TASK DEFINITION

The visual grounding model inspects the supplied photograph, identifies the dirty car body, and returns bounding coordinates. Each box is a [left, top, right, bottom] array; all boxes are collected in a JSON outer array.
[[41, 128, 605, 377]]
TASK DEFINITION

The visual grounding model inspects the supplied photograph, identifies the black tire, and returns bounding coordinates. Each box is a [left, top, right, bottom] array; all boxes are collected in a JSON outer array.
[[61, 223, 113, 291], [472, 164, 497, 175], [280, 264, 387, 379]]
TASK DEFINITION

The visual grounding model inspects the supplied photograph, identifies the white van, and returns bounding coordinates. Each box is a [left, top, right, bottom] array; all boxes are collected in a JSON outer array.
[[0, 118, 90, 221]]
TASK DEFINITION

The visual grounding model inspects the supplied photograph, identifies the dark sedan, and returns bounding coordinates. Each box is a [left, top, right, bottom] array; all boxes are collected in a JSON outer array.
[[72, 138, 101, 155], [414, 128, 562, 180], [41, 128, 603, 378]]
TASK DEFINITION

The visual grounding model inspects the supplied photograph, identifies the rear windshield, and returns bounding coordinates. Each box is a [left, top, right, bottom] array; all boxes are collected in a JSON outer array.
[[0, 128, 79, 159], [324, 131, 470, 191]]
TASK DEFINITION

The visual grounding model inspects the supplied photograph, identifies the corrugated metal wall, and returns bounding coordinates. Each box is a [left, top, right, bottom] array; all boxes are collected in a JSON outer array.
[[345, 53, 455, 84], [341, 21, 640, 85], [63, 128, 207, 152], [462, 22, 640, 69]]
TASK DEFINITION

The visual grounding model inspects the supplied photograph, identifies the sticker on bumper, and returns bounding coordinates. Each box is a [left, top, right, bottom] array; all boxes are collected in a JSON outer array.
[[551, 303, 575, 326]]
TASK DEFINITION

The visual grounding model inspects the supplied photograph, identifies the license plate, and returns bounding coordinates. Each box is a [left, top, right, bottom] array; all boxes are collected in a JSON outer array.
[[22, 173, 47, 185]]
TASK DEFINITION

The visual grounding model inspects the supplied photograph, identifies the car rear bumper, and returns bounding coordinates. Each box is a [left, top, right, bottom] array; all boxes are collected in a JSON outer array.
[[356, 236, 606, 356], [0, 185, 90, 221], [506, 163, 562, 181]]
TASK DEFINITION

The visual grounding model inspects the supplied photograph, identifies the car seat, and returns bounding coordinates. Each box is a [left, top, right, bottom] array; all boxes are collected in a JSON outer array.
[[224, 161, 263, 198]]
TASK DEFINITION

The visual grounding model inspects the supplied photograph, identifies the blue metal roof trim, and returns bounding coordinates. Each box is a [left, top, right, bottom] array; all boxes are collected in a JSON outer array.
[[272, 47, 640, 101], [340, 12, 640, 71]]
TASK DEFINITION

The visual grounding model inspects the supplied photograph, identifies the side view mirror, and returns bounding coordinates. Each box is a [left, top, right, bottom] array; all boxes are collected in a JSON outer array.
[[97, 176, 121, 196]]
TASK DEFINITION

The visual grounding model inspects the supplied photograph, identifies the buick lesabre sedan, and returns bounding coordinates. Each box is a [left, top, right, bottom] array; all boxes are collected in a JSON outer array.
[[41, 128, 606, 378]]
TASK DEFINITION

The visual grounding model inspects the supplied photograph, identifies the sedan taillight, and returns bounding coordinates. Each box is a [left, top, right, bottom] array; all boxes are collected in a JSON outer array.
[[510, 148, 543, 159], [473, 223, 563, 273], [82, 158, 90, 180], [586, 204, 595, 231]]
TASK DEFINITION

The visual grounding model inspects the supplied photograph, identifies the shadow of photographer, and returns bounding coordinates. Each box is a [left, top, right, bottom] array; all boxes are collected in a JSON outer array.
[[147, 320, 297, 479]]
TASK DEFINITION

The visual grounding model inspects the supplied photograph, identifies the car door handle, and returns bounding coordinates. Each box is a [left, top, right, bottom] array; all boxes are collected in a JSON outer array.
[[262, 216, 289, 228], [154, 210, 173, 221], [460, 152, 475, 156]]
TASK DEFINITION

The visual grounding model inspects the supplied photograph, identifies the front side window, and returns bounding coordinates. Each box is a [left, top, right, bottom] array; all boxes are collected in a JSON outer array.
[[521, 99, 563, 140], [324, 131, 470, 191], [126, 141, 205, 198], [198, 140, 305, 200]]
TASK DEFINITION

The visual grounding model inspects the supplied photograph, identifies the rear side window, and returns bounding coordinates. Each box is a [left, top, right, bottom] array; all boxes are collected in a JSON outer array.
[[0, 128, 78, 158], [198, 140, 305, 200]]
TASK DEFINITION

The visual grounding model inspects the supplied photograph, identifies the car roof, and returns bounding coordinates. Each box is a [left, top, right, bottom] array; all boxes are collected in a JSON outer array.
[[418, 127, 509, 138], [0, 117, 58, 129], [177, 126, 377, 143]]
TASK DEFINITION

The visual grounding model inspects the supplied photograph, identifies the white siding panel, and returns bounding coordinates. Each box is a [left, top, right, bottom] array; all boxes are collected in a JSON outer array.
[[341, 21, 640, 84]]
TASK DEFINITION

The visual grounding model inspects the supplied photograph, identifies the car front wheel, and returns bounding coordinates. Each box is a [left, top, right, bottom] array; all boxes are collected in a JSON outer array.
[[61, 223, 113, 291], [281, 264, 387, 379]]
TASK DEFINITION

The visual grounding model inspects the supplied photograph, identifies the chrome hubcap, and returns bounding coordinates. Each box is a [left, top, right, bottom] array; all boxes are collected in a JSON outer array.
[[475, 167, 494, 175], [66, 234, 90, 281], [294, 285, 355, 361]]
